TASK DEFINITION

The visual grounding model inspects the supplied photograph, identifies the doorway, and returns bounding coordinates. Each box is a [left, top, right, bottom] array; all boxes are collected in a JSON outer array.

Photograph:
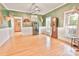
[[14, 17, 22, 32]]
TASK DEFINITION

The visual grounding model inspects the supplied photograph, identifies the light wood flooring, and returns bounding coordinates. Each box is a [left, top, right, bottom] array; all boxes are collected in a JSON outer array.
[[0, 32, 79, 56]]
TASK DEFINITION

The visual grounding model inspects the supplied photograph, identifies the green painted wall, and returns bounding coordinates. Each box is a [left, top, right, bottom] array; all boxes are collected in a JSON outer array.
[[0, 4, 8, 28], [44, 3, 79, 27], [9, 10, 45, 26], [9, 10, 31, 17], [2, 8, 9, 16]]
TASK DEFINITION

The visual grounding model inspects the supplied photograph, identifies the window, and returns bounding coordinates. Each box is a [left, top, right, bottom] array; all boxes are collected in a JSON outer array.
[[46, 16, 52, 35], [46, 17, 51, 28], [64, 11, 79, 36], [69, 13, 78, 26]]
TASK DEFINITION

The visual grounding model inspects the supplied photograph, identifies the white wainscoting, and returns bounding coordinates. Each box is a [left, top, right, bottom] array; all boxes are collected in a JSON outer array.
[[0, 28, 12, 47], [58, 27, 65, 39], [22, 26, 46, 35], [39, 26, 46, 34]]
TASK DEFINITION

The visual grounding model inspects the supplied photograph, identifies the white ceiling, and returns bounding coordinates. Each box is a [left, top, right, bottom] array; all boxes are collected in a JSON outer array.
[[3, 3, 64, 15]]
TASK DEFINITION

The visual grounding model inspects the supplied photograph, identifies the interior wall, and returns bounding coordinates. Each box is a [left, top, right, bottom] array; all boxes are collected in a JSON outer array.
[[0, 3, 46, 46], [44, 3, 79, 39], [0, 4, 6, 27], [44, 3, 79, 27], [9, 10, 45, 26], [0, 4, 11, 47]]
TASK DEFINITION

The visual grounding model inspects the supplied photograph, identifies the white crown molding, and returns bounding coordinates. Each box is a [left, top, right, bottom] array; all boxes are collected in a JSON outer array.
[[1, 3, 67, 15], [6, 8, 27, 13], [1, 3, 29, 13], [1, 3, 9, 9]]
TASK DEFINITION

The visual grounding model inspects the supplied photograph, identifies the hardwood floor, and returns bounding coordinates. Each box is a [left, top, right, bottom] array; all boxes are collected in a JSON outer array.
[[0, 33, 79, 56]]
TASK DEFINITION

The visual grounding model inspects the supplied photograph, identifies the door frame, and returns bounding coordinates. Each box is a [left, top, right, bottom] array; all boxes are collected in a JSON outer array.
[[14, 17, 22, 32]]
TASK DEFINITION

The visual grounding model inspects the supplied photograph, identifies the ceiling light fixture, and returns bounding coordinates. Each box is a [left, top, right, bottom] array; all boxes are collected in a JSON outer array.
[[29, 3, 41, 14]]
